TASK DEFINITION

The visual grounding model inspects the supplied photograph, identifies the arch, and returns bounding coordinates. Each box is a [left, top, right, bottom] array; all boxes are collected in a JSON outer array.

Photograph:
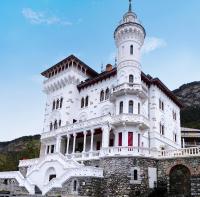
[[78, 112, 88, 122], [105, 88, 110, 100], [101, 105, 113, 116], [129, 100, 134, 114], [45, 167, 56, 185], [169, 165, 191, 196], [100, 90, 104, 102]]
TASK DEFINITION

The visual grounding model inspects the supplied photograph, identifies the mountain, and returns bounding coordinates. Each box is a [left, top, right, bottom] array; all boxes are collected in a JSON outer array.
[[0, 135, 40, 171], [173, 81, 200, 129]]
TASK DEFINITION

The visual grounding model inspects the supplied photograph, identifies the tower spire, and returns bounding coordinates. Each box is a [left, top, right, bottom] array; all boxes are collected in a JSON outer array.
[[129, 0, 132, 12]]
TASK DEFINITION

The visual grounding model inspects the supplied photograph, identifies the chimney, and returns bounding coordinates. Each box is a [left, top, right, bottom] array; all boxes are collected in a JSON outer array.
[[106, 64, 113, 72]]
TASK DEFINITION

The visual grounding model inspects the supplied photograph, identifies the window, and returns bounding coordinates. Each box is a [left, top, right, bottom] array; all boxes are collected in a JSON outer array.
[[129, 100, 133, 114], [173, 111, 177, 120], [105, 88, 110, 100], [59, 120, 61, 127], [49, 174, 56, 182], [81, 97, 84, 108], [60, 98, 63, 108], [100, 90, 104, 102], [160, 123, 165, 135], [52, 101, 56, 110], [54, 120, 58, 130], [134, 170, 138, 180], [174, 133, 177, 142], [85, 96, 89, 107], [118, 132, 122, 146], [128, 132, 133, 146], [119, 101, 123, 114], [73, 180, 78, 192], [47, 146, 50, 154], [4, 179, 8, 185], [129, 75, 134, 83], [50, 122, 53, 131], [130, 45, 133, 55], [138, 103, 141, 114], [138, 134, 141, 147], [56, 99, 60, 109], [159, 99, 164, 111], [51, 145, 55, 153]]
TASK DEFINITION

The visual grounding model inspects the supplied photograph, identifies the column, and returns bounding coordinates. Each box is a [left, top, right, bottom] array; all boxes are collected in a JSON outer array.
[[72, 133, 77, 154], [114, 132, 118, 147], [66, 134, 70, 155], [90, 130, 95, 152], [56, 136, 61, 153], [102, 125, 110, 148], [83, 131, 87, 152]]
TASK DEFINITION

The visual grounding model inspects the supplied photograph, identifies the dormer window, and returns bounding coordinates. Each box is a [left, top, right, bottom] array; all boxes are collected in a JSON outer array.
[[130, 45, 133, 55]]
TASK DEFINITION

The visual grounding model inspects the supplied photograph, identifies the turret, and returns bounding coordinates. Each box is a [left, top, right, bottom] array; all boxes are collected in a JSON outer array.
[[114, 0, 145, 85]]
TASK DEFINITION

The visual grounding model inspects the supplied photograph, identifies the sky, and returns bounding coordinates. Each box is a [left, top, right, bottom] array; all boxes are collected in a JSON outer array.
[[0, 0, 200, 141]]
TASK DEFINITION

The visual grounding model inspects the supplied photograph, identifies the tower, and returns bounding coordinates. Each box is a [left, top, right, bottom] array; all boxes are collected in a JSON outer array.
[[114, 0, 146, 85]]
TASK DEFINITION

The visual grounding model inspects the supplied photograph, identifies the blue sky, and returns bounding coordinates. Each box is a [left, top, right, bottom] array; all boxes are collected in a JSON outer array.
[[0, 0, 200, 141]]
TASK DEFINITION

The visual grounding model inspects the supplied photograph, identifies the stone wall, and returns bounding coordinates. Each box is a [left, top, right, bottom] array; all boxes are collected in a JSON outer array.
[[158, 157, 200, 197], [0, 178, 29, 196]]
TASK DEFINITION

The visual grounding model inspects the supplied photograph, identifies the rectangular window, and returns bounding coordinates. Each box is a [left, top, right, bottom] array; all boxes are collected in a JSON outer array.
[[128, 132, 133, 146], [47, 145, 50, 154], [138, 134, 140, 147], [118, 132, 122, 146], [51, 145, 55, 153], [96, 141, 101, 150]]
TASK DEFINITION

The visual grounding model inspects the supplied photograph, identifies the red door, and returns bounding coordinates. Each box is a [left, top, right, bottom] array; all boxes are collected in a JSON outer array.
[[96, 141, 101, 150], [128, 132, 133, 146], [118, 133, 122, 146]]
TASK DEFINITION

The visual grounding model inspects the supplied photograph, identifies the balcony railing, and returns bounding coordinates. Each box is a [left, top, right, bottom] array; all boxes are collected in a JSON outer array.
[[111, 83, 148, 100]]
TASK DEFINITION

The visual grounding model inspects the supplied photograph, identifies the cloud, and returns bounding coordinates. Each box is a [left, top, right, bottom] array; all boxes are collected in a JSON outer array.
[[22, 8, 72, 26], [142, 37, 167, 54]]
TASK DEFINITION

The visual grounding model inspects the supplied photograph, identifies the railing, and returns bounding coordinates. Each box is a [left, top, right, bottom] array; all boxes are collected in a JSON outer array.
[[111, 114, 150, 129], [111, 83, 148, 95], [159, 147, 200, 158], [42, 166, 103, 195]]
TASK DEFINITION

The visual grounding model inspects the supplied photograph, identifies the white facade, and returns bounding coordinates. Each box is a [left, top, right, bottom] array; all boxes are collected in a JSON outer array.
[[0, 2, 186, 195]]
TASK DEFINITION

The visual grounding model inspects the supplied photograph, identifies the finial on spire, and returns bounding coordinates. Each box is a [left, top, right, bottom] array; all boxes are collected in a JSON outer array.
[[129, 0, 132, 12]]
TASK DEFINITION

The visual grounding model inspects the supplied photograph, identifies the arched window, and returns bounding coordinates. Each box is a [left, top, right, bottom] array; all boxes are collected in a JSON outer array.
[[129, 75, 134, 83], [81, 97, 84, 108], [85, 96, 89, 107], [134, 169, 138, 180], [56, 99, 60, 109], [138, 103, 141, 114], [54, 120, 58, 130], [73, 180, 77, 192], [52, 101, 56, 110], [119, 101, 123, 114], [60, 98, 63, 108], [50, 122, 53, 131], [130, 45, 133, 55], [59, 120, 61, 127], [100, 90, 104, 102], [129, 100, 133, 114], [105, 88, 110, 100], [49, 174, 56, 181]]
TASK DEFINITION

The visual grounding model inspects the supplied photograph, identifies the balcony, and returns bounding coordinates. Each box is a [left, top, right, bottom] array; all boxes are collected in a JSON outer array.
[[110, 83, 148, 101], [111, 114, 150, 130]]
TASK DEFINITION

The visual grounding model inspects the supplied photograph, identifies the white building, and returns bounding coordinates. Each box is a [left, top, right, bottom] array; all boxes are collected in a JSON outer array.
[[0, 1, 189, 196]]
